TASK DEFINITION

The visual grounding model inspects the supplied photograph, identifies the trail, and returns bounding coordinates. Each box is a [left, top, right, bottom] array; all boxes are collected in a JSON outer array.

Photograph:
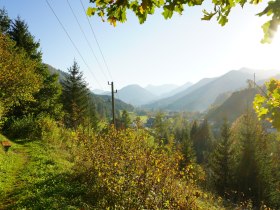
[[0, 143, 30, 209]]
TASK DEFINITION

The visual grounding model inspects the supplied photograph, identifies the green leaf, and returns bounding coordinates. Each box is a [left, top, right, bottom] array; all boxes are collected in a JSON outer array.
[[162, 6, 174, 19], [261, 20, 272, 43], [87, 7, 97, 17], [218, 15, 228, 26], [201, 10, 216, 21], [98, 11, 104, 17]]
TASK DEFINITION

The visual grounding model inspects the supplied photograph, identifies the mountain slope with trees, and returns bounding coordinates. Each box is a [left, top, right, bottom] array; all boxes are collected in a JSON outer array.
[[145, 77, 216, 109], [166, 70, 256, 111], [207, 88, 259, 124]]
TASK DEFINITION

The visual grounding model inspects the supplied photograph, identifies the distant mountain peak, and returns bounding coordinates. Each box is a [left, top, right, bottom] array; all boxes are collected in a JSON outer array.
[[145, 84, 179, 97]]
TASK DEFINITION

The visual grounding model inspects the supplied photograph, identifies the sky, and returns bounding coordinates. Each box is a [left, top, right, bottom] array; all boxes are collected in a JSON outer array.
[[1, 0, 280, 91]]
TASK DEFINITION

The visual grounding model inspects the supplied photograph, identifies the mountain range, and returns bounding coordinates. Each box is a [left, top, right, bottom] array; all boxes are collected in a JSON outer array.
[[145, 68, 280, 112], [93, 82, 193, 106], [48, 64, 280, 114]]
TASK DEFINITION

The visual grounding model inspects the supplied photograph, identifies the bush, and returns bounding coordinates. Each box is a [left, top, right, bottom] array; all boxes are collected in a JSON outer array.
[[6, 115, 37, 140], [74, 127, 202, 209], [0, 101, 7, 129], [5, 115, 64, 143], [36, 115, 61, 144]]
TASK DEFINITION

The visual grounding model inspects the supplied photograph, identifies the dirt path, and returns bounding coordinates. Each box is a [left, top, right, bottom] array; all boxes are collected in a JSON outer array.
[[0, 144, 30, 209]]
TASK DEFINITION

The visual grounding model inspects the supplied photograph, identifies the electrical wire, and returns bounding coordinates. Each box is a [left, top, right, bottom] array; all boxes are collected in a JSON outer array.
[[79, 0, 114, 82], [45, 0, 104, 90], [66, 0, 109, 83]]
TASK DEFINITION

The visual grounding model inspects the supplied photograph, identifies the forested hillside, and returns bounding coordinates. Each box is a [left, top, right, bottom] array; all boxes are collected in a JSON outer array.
[[207, 88, 259, 124], [145, 77, 216, 109]]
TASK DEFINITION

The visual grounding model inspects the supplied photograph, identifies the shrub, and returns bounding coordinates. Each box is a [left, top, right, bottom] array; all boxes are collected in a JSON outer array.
[[6, 115, 37, 140], [74, 127, 202, 209]]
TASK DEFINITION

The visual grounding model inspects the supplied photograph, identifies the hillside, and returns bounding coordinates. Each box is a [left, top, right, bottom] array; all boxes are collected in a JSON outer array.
[[165, 70, 257, 111], [145, 84, 178, 97], [91, 94, 134, 118], [210, 91, 232, 108], [116, 84, 156, 106], [207, 88, 259, 123], [45, 63, 67, 82], [144, 78, 216, 109], [144, 68, 280, 112], [159, 82, 193, 98]]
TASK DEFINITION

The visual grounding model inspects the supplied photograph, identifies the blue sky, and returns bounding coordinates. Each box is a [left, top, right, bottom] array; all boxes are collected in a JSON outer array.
[[1, 0, 279, 91]]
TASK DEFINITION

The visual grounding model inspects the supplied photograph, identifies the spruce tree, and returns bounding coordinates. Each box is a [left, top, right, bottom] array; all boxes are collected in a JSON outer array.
[[62, 61, 90, 129], [231, 112, 275, 207], [8, 17, 41, 60], [190, 120, 198, 141], [120, 110, 131, 129], [173, 116, 195, 166], [192, 119, 213, 164], [152, 112, 170, 145], [235, 113, 259, 202], [0, 8, 11, 34], [209, 119, 232, 196], [181, 126, 196, 166]]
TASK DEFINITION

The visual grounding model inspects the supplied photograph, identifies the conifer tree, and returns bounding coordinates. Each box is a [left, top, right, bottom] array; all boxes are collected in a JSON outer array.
[[231, 112, 275, 207], [8, 17, 41, 60], [0, 8, 11, 34], [62, 61, 90, 129], [152, 112, 171, 145], [120, 110, 131, 129], [209, 119, 232, 196], [173, 116, 195, 166], [235, 113, 259, 201], [190, 120, 198, 141], [192, 119, 213, 164]]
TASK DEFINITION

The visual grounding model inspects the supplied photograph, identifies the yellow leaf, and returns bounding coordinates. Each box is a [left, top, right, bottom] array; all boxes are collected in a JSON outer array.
[[139, 6, 144, 14], [108, 17, 117, 27]]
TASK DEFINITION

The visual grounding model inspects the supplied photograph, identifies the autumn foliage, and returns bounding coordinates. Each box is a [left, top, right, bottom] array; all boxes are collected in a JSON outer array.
[[73, 127, 202, 209], [0, 34, 42, 110]]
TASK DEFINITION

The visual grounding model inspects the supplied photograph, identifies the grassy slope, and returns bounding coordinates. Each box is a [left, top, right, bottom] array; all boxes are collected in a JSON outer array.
[[0, 136, 90, 209], [0, 134, 229, 209], [0, 137, 27, 204]]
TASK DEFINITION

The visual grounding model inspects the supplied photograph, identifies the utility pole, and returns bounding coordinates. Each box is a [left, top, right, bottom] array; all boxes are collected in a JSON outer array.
[[108, 81, 117, 128], [254, 73, 256, 88]]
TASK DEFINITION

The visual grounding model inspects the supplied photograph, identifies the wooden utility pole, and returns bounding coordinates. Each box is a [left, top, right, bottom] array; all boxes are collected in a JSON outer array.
[[254, 73, 256, 88], [108, 81, 117, 128]]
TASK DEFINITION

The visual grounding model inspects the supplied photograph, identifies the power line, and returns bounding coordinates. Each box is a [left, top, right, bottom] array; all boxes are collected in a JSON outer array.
[[79, 0, 114, 82], [45, 0, 104, 90], [66, 0, 109, 83]]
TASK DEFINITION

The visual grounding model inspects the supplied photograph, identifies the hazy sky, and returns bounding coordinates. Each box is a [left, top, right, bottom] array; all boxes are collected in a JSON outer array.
[[1, 0, 280, 91]]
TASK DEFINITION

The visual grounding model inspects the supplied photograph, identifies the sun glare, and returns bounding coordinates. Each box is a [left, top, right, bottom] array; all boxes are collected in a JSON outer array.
[[257, 31, 280, 70]]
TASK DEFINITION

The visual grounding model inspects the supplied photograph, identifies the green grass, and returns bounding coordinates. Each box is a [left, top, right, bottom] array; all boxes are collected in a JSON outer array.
[[0, 138, 27, 201], [0, 137, 91, 209]]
